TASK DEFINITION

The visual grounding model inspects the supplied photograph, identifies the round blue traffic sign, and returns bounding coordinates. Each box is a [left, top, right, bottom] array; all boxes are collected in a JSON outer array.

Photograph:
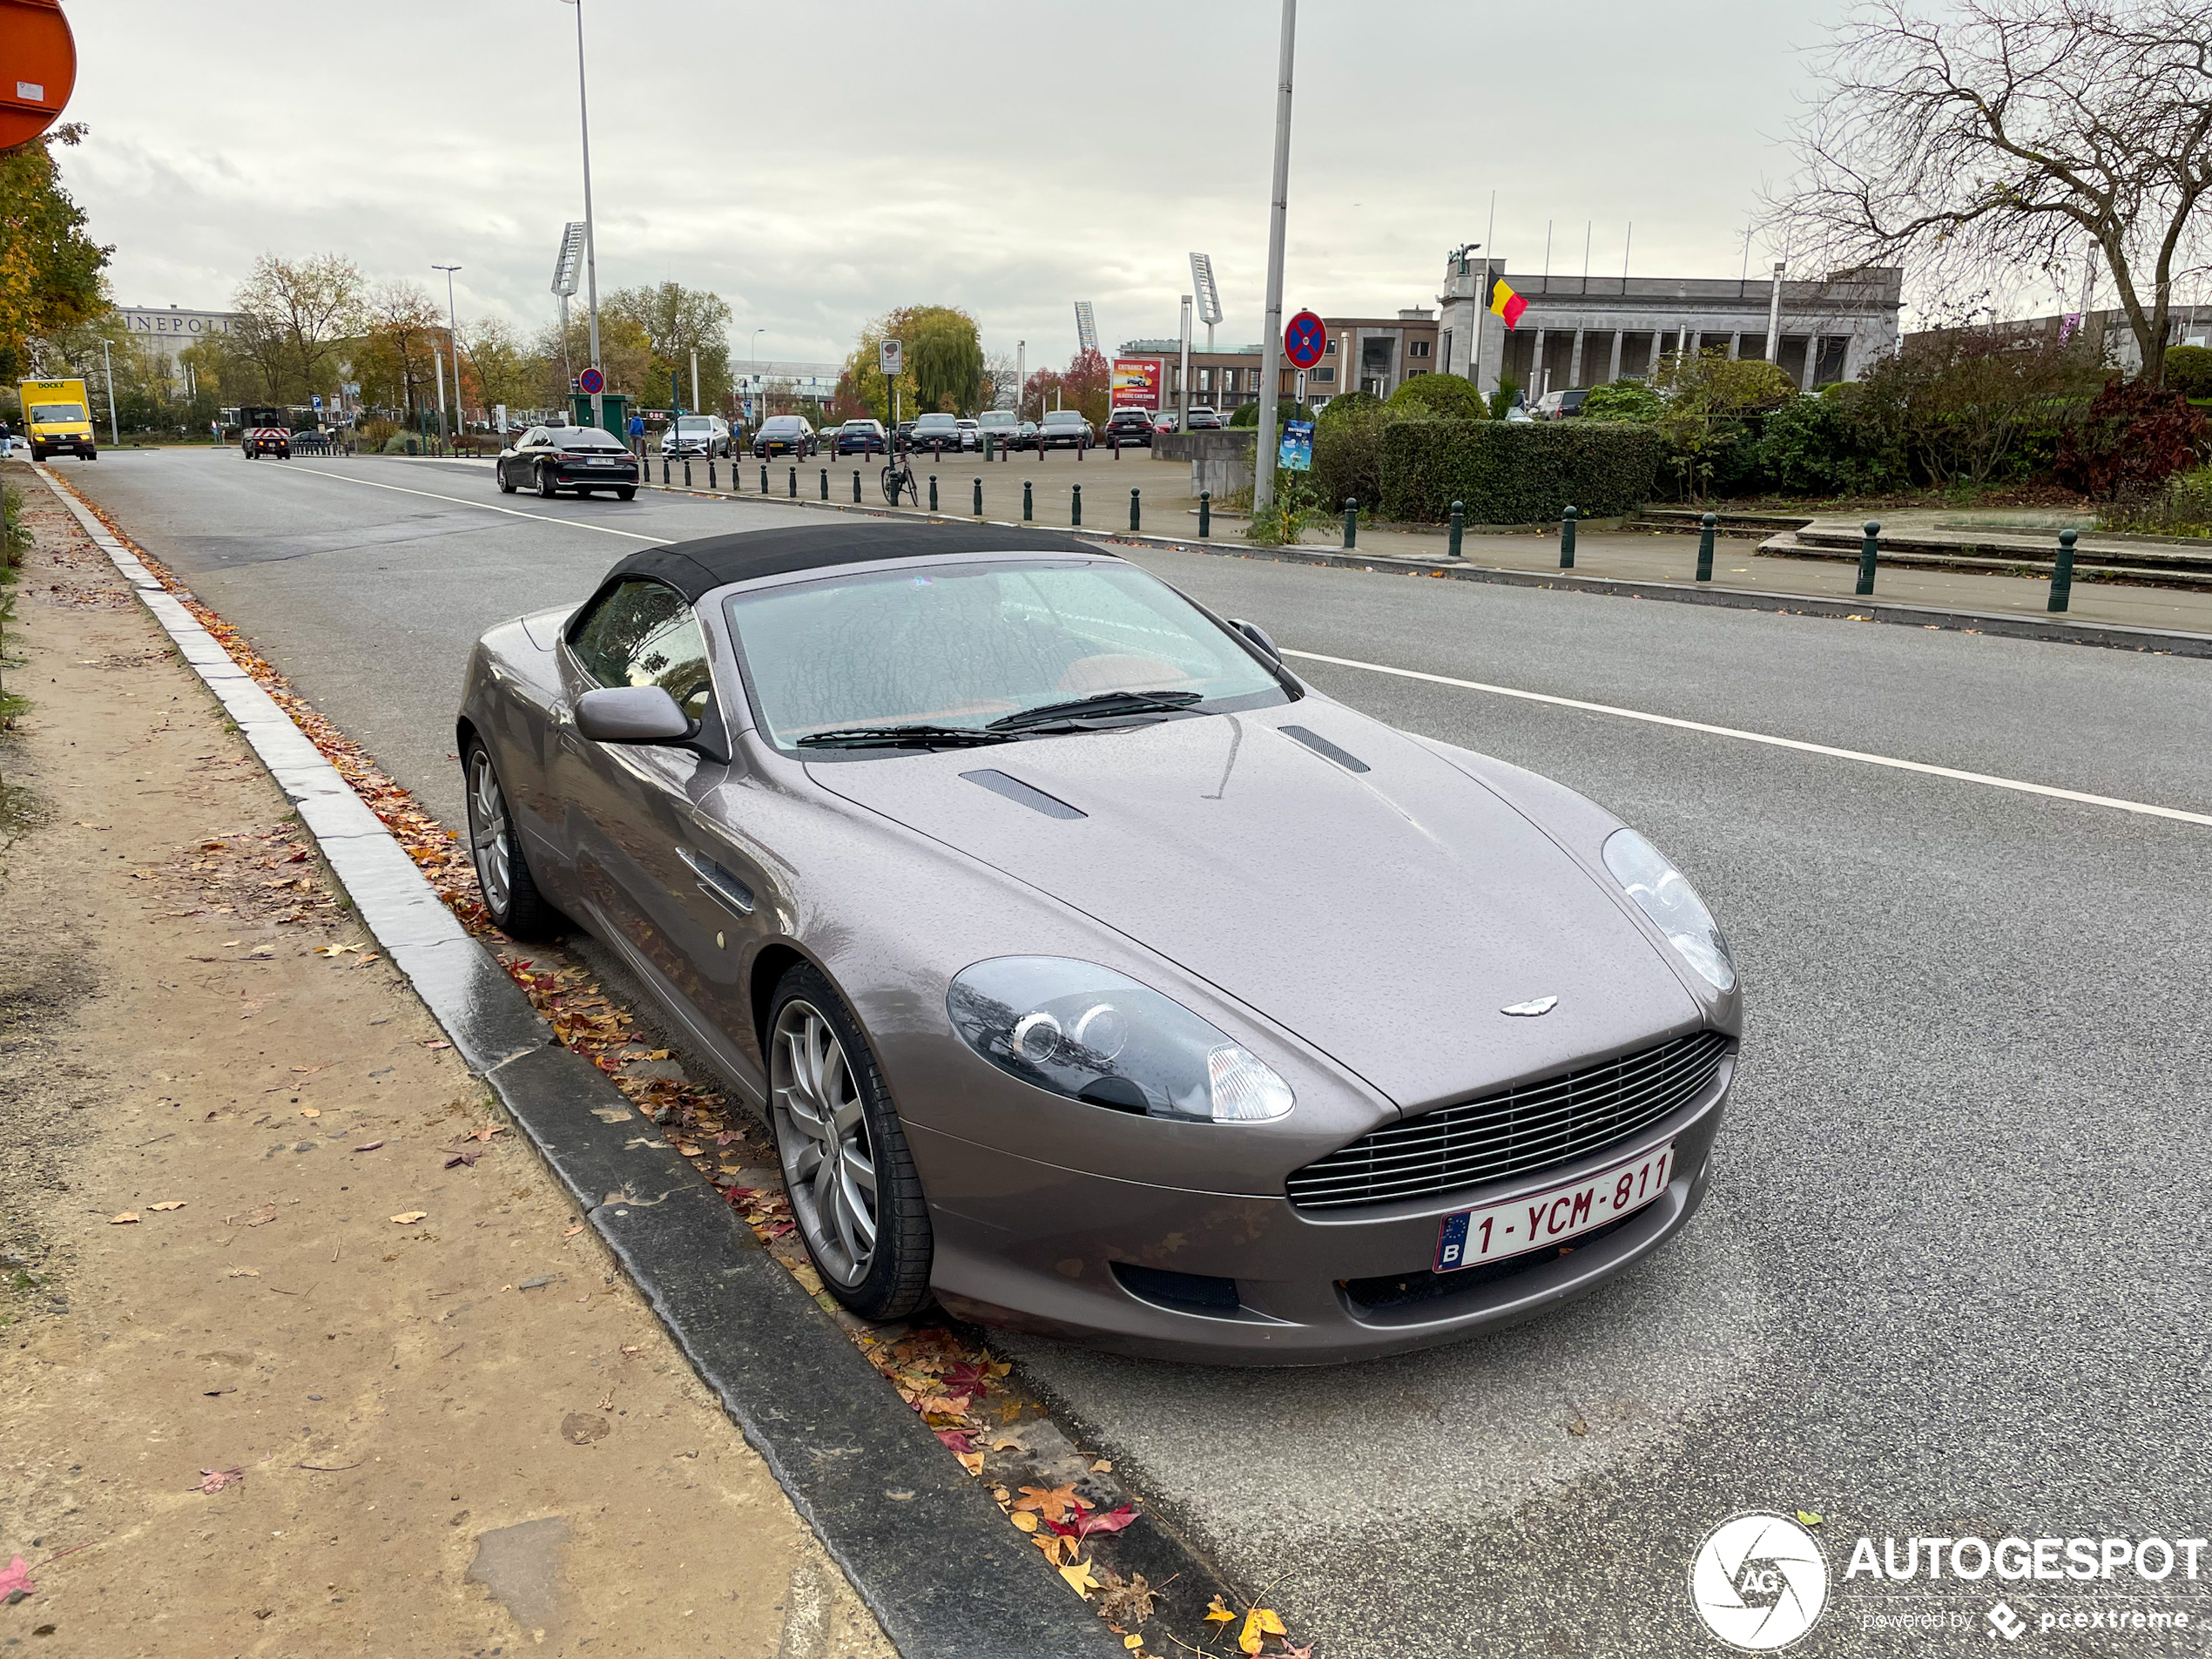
[[1285, 310, 1327, 370], [578, 366, 605, 395]]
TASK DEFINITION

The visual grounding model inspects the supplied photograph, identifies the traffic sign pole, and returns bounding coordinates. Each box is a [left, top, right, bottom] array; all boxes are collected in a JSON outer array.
[[1253, 0, 1298, 517]]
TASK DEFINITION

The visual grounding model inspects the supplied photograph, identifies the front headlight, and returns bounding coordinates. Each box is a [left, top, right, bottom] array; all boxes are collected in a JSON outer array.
[[1602, 828, 1737, 993], [948, 957, 1293, 1123]]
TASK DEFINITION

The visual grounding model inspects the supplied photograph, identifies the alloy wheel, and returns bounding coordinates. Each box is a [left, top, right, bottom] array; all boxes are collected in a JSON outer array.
[[465, 751, 512, 917], [770, 999, 879, 1288]]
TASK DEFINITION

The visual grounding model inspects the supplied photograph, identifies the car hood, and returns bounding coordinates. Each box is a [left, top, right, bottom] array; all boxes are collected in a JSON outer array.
[[807, 708, 1701, 1111]]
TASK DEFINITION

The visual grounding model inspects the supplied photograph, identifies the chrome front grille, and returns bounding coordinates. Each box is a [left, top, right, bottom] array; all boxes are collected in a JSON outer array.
[[1286, 1030, 1732, 1211]]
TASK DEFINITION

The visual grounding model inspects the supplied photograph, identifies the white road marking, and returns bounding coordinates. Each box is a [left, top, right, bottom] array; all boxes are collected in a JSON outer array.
[[1284, 648, 2212, 829], [280, 464, 669, 543]]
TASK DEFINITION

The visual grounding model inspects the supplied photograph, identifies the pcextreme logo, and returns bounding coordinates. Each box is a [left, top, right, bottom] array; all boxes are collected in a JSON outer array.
[[1689, 1512, 1832, 1650]]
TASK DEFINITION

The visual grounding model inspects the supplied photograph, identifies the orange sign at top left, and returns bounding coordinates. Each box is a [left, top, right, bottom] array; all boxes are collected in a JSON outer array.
[[0, 0, 76, 151]]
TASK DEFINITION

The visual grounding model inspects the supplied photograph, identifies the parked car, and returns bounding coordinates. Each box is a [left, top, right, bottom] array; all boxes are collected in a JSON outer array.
[[496, 424, 640, 499], [664, 414, 732, 457], [975, 409, 1026, 452], [955, 418, 982, 450], [752, 415, 816, 459], [1533, 389, 1589, 421], [1037, 409, 1094, 451], [910, 413, 966, 455], [834, 420, 887, 457], [1104, 407, 1155, 448], [455, 521, 1741, 1361], [895, 420, 919, 447], [1151, 411, 1179, 435], [1184, 406, 1224, 430]]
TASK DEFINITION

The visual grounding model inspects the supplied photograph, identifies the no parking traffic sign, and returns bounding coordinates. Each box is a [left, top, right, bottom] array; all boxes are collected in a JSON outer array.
[[1285, 310, 1327, 370], [578, 366, 605, 395]]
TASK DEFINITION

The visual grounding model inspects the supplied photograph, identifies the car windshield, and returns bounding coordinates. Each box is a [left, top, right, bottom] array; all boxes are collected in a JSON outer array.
[[914, 415, 956, 428], [678, 416, 713, 430], [764, 417, 804, 431], [725, 559, 1287, 749], [30, 403, 86, 423], [1043, 412, 1084, 424], [554, 428, 629, 449], [979, 413, 1014, 425]]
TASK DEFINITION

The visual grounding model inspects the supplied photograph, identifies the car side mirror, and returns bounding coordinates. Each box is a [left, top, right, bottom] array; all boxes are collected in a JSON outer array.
[[575, 685, 696, 745], [1231, 617, 1280, 661]]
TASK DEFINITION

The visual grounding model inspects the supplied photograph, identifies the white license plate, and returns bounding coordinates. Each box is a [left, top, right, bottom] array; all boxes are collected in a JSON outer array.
[[1433, 1142, 1674, 1273]]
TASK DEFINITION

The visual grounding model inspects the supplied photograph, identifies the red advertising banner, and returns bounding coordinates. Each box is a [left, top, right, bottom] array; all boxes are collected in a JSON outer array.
[[1110, 357, 1163, 411]]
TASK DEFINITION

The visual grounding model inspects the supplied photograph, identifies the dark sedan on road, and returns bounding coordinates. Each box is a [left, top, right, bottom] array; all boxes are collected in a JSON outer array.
[[455, 523, 1741, 1363], [910, 413, 968, 454], [496, 425, 639, 499], [1037, 410, 1094, 450], [752, 415, 816, 459], [833, 420, 887, 456], [1105, 408, 1155, 448]]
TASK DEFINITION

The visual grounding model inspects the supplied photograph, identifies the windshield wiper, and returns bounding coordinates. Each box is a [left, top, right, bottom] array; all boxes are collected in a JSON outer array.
[[795, 724, 1017, 750], [987, 690, 1205, 732]]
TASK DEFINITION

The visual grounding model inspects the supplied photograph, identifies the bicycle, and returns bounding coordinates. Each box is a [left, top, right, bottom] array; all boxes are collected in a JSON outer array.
[[880, 448, 918, 507]]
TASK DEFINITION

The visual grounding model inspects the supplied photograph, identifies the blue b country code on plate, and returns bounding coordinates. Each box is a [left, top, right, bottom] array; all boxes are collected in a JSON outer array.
[[1434, 1143, 1674, 1272]]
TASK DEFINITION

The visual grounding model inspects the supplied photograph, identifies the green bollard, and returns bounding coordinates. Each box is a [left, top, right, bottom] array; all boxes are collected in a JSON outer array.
[[853, 469, 861, 502], [1023, 480, 1034, 522], [759, 463, 768, 494], [1343, 498, 1358, 550], [819, 468, 827, 500], [661, 455, 670, 485], [984, 432, 994, 462], [1561, 504, 1579, 570], [683, 456, 692, 487], [1450, 501, 1465, 559], [707, 456, 716, 489], [787, 466, 797, 498], [1199, 491, 1211, 539], [1130, 488, 1141, 533], [1071, 482, 1082, 526], [928, 474, 938, 512], [1857, 519, 1881, 596], [974, 476, 983, 516], [1696, 511, 1716, 582], [2049, 527, 2078, 613]]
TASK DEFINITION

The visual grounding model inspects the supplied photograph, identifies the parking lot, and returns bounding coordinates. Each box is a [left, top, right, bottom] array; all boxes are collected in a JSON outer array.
[[59, 446, 2212, 1656]]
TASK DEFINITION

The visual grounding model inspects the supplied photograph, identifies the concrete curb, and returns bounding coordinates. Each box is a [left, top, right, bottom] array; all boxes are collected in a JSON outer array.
[[33, 466, 1118, 1659], [624, 466, 2212, 658]]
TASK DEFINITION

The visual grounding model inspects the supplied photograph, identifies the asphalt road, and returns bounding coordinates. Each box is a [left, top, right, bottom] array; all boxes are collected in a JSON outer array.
[[62, 448, 2212, 1656]]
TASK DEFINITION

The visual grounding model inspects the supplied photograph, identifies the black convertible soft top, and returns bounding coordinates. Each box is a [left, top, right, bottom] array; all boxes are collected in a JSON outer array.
[[601, 522, 1098, 604]]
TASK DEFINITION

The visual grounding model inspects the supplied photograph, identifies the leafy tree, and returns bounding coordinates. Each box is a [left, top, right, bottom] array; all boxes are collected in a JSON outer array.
[[1020, 367, 1062, 421], [1772, 0, 2212, 388], [1387, 374, 1486, 420], [1061, 347, 1111, 425], [908, 306, 983, 415], [1651, 353, 1798, 502], [1853, 326, 2101, 489], [0, 124, 111, 382], [458, 317, 541, 424], [604, 282, 732, 413], [1581, 380, 1666, 422], [1487, 376, 1521, 420], [231, 253, 368, 402], [355, 281, 446, 421]]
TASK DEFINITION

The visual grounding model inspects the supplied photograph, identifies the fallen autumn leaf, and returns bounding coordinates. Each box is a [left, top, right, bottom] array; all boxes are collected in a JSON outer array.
[[389, 1211, 427, 1224], [148, 1201, 186, 1211], [109, 1211, 139, 1225]]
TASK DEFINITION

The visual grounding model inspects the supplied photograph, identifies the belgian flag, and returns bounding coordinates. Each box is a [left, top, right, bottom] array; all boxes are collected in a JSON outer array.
[[1486, 272, 1527, 329]]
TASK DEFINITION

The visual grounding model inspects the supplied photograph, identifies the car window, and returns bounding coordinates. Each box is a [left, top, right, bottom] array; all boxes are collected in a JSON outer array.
[[568, 579, 714, 721], [29, 402, 87, 423], [725, 559, 1286, 745], [765, 417, 802, 432], [555, 428, 626, 449]]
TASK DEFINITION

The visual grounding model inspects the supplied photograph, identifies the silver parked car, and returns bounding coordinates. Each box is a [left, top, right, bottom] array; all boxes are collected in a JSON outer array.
[[455, 523, 1740, 1363]]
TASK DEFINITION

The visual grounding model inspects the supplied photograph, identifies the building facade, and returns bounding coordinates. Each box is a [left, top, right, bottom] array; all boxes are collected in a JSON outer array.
[[1434, 255, 1904, 399], [118, 306, 243, 368], [1901, 306, 2210, 377], [1118, 308, 1443, 415]]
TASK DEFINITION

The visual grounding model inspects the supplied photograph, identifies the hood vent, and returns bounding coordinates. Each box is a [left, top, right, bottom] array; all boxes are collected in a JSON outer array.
[[960, 769, 1086, 819], [1279, 725, 1370, 773]]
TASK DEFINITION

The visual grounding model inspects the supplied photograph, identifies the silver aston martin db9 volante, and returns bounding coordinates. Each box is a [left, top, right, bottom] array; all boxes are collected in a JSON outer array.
[[456, 523, 1741, 1364]]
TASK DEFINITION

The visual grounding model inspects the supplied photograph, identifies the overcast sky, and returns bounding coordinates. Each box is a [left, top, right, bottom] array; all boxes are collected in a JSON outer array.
[[64, 1, 1854, 368]]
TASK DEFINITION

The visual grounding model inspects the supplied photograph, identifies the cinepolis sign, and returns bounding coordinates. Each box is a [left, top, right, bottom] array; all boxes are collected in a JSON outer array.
[[119, 307, 241, 346]]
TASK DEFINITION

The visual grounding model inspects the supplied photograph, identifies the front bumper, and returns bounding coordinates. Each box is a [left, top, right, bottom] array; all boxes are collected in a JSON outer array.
[[914, 1052, 1733, 1366]]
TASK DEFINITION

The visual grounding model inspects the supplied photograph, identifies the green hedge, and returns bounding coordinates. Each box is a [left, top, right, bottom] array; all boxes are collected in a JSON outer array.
[[1379, 420, 1665, 523]]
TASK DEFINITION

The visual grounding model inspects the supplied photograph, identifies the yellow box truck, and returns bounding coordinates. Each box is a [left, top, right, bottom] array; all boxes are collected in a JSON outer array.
[[19, 378, 97, 462]]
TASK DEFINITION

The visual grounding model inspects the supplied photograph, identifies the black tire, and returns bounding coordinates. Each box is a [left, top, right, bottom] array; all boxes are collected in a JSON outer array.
[[536, 465, 557, 499], [462, 741, 563, 940], [29, 446, 43, 463], [765, 961, 932, 1320], [498, 469, 516, 494], [615, 487, 636, 500]]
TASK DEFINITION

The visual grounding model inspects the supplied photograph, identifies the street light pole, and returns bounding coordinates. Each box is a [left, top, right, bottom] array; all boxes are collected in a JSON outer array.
[[101, 338, 118, 447], [563, 0, 605, 433], [751, 327, 765, 434], [434, 263, 462, 444], [1252, 0, 1297, 516]]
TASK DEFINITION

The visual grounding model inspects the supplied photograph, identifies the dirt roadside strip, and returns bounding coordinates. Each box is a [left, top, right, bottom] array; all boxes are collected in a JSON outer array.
[[13, 466, 1270, 1659], [0, 479, 894, 1657]]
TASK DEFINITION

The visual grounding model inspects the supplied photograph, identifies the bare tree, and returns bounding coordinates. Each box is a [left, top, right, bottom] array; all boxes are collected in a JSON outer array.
[[1771, 0, 2212, 385], [231, 253, 368, 401]]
